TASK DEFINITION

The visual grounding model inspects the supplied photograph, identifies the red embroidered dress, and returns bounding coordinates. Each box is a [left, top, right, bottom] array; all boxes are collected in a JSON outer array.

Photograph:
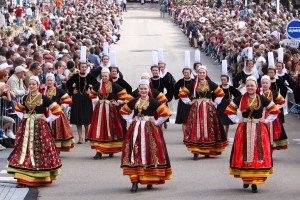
[[120, 98, 172, 185], [45, 87, 74, 152], [87, 81, 132, 154], [262, 90, 288, 151], [8, 93, 63, 186], [225, 94, 280, 185], [179, 79, 228, 156]]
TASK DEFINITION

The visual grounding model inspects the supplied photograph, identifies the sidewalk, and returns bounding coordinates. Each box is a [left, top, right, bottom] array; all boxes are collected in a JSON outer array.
[[0, 183, 29, 200], [0, 149, 30, 200]]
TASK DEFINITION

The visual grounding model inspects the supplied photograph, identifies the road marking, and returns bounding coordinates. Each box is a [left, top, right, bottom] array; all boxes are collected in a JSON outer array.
[[292, 139, 300, 142], [0, 170, 7, 174], [228, 137, 234, 145], [0, 177, 15, 182]]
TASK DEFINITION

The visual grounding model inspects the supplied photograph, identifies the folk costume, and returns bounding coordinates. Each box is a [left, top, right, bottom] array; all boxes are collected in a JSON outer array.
[[66, 73, 97, 126], [174, 51, 194, 125], [225, 77, 280, 191], [179, 66, 228, 158], [260, 76, 288, 151], [44, 74, 74, 152], [87, 68, 132, 158], [7, 77, 63, 187], [120, 80, 172, 191]]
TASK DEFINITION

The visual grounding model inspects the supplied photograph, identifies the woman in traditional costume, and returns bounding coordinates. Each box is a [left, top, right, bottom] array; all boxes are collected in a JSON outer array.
[[87, 68, 132, 159], [44, 73, 74, 153], [233, 48, 260, 94], [179, 65, 228, 160], [120, 79, 172, 193], [174, 51, 194, 134], [260, 75, 288, 151], [66, 62, 97, 144], [131, 72, 168, 103], [225, 76, 280, 193], [7, 76, 63, 187], [217, 60, 241, 138]]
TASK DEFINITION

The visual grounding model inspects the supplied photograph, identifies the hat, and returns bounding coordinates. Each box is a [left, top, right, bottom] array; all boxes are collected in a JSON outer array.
[[247, 47, 253, 61], [278, 48, 284, 63], [29, 76, 40, 85], [15, 66, 28, 73], [138, 79, 150, 86], [194, 49, 201, 64], [44, 54, 55, 60], [101, 67, 110, 74], [197, 65, 207, 71], [65, 38, 72, 43], [80, 46, 87, 63], [158, 48, 165, 64], [0, 63, 12, 70], [221, 60, 228, 75], [246, 75, 257, 84], [184, 51, 190, 69], [152, 51, 158, 66], [46, 73, 55, 80], [261, 75, 270, 82], [267, 52, 275, 68], [141, 72, 150, 79], [109, 51, 117, 68], [103, 42, 109, 56]]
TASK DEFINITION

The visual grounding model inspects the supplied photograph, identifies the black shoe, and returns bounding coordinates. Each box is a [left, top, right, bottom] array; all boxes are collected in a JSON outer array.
[[77, 141, 83, 144], [205, 155, 210, 158], [251, 184, 258, 193], [243, 184, 249, 189], [85, 138, 88, 142], [109, 153, 114, 157], [147, 184, 153, 189], [193, 154, 198, 160], [130, 182, 138, 192], [93, 152, 102, 160], [16, 184, 27, 188]]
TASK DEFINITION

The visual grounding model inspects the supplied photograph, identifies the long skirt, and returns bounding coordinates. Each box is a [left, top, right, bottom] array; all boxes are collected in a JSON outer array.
[[175, 99, 191, 124], [7, 118, 61, 186], [51, 113, 75, 152], [184, 99, 228, 156], [70, 93, 93, 125], [267, 117, 288, 151], [230, 122, 273, 185], [121, 118, 172, 185], [87, 100, 124, 154]]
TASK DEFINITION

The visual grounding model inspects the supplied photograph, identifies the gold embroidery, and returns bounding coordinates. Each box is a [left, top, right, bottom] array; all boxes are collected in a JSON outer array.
[[46, 87, 56, 99], [25, 93, 42, 114]]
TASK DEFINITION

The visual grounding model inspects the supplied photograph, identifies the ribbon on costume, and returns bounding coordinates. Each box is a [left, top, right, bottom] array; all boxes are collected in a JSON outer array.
[[131, 116, 154, 165], [243, 118, 259, 163], [19, 114, 45, 168], [96, 100, 111, 139]]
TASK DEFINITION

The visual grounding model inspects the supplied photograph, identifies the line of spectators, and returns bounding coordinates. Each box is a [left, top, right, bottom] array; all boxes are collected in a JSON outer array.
[[170, 0, 300, 111], [0, 0, 124, 150]]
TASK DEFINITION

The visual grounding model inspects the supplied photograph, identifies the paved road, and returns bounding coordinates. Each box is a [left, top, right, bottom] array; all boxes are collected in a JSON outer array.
[[1, 3, 300, 200]]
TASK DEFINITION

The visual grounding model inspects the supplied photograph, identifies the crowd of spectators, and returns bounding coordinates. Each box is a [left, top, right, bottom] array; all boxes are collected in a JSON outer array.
[[0, 0, 125, 150]]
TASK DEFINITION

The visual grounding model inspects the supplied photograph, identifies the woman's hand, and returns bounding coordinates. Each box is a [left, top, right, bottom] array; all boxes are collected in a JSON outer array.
[[73, 88, 78, 94], [189, 99, 197, 105], [111, 100, 119, 106]]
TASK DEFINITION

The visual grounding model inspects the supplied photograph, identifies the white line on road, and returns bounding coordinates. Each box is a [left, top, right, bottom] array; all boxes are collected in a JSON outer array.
[[0, 170, 7, 174], [0, 177, 15, 182]]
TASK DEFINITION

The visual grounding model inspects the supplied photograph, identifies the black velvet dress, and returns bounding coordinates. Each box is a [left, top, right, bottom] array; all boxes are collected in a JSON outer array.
[[66, 73, 97, 125], [173, 78, 194, 124]]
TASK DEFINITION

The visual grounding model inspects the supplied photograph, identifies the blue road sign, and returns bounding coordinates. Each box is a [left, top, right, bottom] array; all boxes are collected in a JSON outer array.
[[286, 20, 300, 39]]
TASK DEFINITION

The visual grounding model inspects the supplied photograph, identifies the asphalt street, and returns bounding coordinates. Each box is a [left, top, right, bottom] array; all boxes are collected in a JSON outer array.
[[1, 3, 300, 200]]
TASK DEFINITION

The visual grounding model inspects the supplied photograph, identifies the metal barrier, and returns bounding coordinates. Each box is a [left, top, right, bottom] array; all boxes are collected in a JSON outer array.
[[288, 92, 300, 119]]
